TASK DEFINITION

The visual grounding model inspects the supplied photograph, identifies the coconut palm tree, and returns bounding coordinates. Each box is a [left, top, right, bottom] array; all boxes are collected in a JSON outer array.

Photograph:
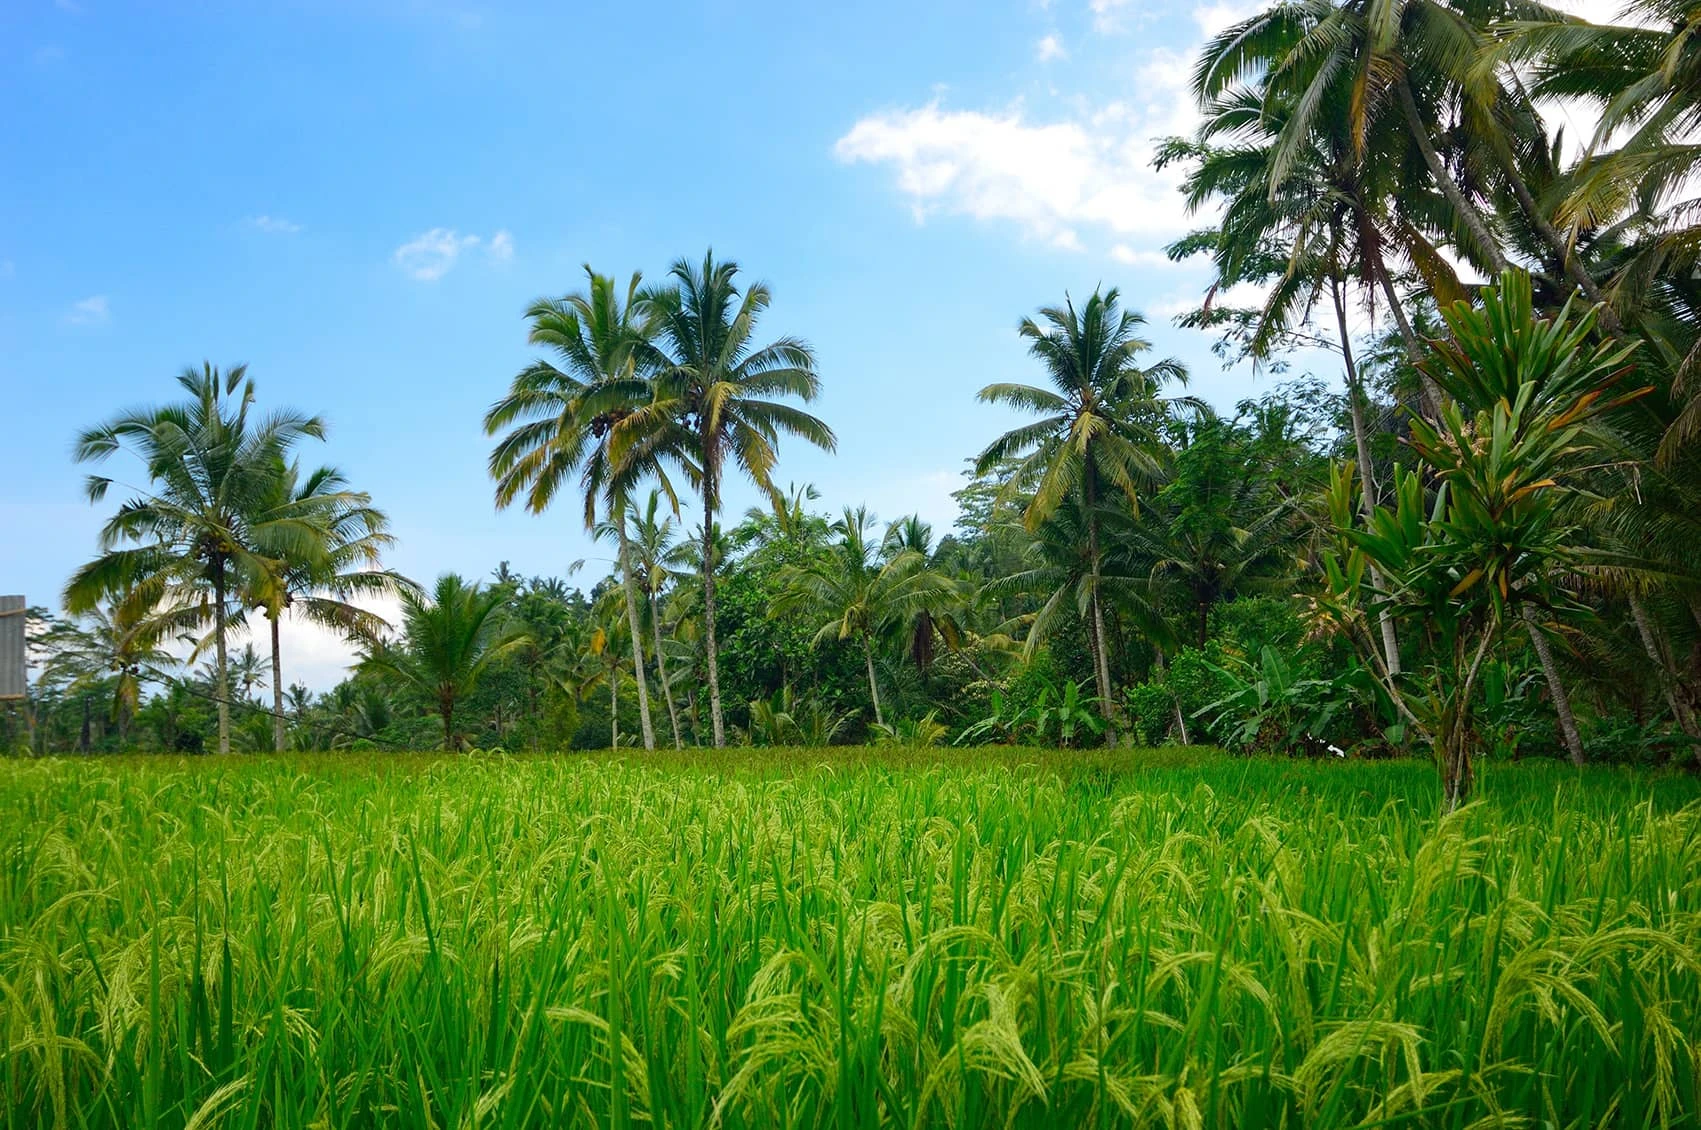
[[772, 506, 959, 726], [485, 267, 684, 752], [974, 289, 1190, 732], [38, 592, 177, 740], [359, 573, 527, 750], [627, 490, 690, 748], [66, 363, 327, 754], [619, 251, 837, 747], [249, 460, 405, 751]]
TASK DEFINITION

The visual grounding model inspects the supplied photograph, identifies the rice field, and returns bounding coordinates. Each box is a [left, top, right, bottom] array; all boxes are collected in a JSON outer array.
[[2, 749, 1698, 1129]]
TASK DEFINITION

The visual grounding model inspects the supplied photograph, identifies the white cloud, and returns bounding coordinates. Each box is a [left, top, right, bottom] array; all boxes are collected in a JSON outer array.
[[393, 227, 514, 281], [1089, 0, 1148, 33], [1192, 0, 1265, 36], [250, 214, 303, 234], [1110, 244, 1176, 267], [1036, 33, 1068, 62], [836, 41, 1203, 260], [62, 295, 109, 326]]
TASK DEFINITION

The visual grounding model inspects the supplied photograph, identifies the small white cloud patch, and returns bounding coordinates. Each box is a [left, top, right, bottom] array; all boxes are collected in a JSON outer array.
[[250, 215, 303, 234], [1036, 34, 1067, 62], [393, 228, 515, 281], [63, 295, 109, 326]]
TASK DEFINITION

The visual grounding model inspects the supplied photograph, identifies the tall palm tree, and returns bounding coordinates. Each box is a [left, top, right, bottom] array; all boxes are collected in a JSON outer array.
[[249, 460, 405, 752], [484, 267, 681, 751], [620, 251, 837, 747], [66, 363, 326, 754], [772, 506, 959, 726], [627, 490, 689, 749], [974, 289, 1190, 733], [359, 573, 527, 750]]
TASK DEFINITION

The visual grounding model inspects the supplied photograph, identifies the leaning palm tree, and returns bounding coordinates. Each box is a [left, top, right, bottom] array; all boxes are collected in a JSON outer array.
[[772, 506, 959, 726], [358, 573, 527, 750], [484, 267, 682, 751], [66, 363, 326, 754], [974, 289, 1190, 733], [620, 251, 837, 747], [249, 460, 406, 751]]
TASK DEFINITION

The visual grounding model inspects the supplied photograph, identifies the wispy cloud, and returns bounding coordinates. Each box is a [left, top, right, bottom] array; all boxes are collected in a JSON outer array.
[[249, 215, 303, 234], [392, 227, 514, 281], [1110, 244, 1176, 267], [1089, 0, 1144, 33], [62, 295, 109, 327], [1036, 33, 1068, 62]]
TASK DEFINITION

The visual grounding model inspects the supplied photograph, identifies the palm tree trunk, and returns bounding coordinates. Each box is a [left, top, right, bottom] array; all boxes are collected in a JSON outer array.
[[441, 693, 455, 751], [1083, 477, 1120, 744], [1629, 593, 1701, 739], [610, 666, 619, 750], [650, 601, 683, 749], [615, 520, 656, 751], [1494, 148, 1620, 332], [1359, 233, 1443, 418], [1522, 604, 1584, 766], [1332, 278, 1404, 679], [270, 613, 286, 753], [1397, 77, 1508, 276], [863, 635, 885, 727], [701, 464, 726, 748], [213, 561, 231, 755]]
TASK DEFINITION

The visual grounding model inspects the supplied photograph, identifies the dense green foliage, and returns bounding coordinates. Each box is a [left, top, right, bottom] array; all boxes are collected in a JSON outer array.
[[3, 751, 1697, 1128], [13, 1, 1701, 807]]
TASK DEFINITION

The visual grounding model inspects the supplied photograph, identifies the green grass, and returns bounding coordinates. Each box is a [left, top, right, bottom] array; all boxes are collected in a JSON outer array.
[[2, 748, 1698, 1129]]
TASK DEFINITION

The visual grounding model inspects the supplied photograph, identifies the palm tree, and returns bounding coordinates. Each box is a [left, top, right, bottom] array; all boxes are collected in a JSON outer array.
[[1123, 418, 1303, 647], [484, 267, 683, 752], [66, 363, 326, 754], [880, 516, 970, 673], [620, 251, 837, 747], [772, 506, 959, 726], [38, 593, 177, 740], [974, 289, 1189, 733], [250, 460, 404, 751], [1200, 0, 1508, 275], [359, 573, 527, 750], [627, 490, 690, 748]]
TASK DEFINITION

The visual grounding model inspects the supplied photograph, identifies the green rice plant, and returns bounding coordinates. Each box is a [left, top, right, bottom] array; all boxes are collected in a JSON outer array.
[[0, 749, 1697, 1128]]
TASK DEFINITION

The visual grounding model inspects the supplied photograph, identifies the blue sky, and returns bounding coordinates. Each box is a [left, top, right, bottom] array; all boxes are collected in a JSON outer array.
[[3, 0, 1304, 688]]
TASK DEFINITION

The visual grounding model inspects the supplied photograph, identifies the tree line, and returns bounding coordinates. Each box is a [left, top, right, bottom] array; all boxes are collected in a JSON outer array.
[[9, 0, 1701, 805]]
